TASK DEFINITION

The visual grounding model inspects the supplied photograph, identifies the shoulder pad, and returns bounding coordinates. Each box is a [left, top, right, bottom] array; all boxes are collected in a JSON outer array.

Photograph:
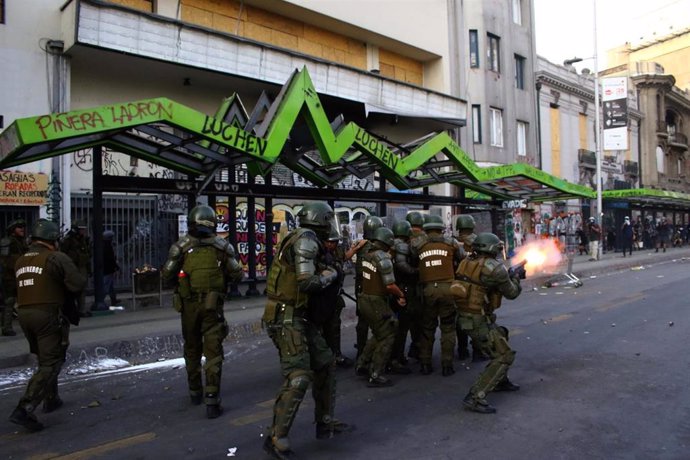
[[294, 232, 320, 259], [393, 240, 410, 256], [371, 249, 391, 264], [178, 235, 197, 252], [210, 236, 236, 257], [410, 234, 428, 250], [483, 259, 511, 284]]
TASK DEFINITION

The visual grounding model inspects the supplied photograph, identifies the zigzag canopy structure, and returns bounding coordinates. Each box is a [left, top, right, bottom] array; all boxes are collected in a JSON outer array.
[[0, 67, 595, 202]]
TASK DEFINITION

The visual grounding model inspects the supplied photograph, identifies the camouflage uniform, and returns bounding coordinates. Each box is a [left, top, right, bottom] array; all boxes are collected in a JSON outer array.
[[356, 228, 404, 386], [162, 206, 243, 418], [455, 233, 522, 414], [262, 203, 351, 459], [60, 223, 92, 316], [411, 217, 465, 376], [1, 220, 28, 335], [10, 220, 86, 432]]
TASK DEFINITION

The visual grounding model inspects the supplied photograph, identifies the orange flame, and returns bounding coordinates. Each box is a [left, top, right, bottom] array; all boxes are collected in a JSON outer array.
[[511, 239, 563, 275]]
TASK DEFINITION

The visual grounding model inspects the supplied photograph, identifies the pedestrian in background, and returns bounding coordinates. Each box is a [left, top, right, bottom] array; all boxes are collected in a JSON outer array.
[[101, 230, 120, 308], [620, 217, 634, 257], [60, 220, 92, 317], [161, 205, 243, 419], [657, 217, 671, 253], [1, 219, 28, 336], [9, 219, 86, 432], [586, 217, 601, 261]]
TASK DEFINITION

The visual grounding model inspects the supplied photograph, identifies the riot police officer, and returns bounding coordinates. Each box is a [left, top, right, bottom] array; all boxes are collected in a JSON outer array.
[[404, 211, 426, 360], [1, 219, 28, 336], [262, 202, 352, 459], [411, 215, 465, 376], [455, 233, 522, 414], [356, 227, 406, 387], [161, 205, 243, 419], [354, 215, 383, 358], [60, 220, 92, 317], [9, 219, 86, 432], [454, 215, 488, 362], [388, 220, 417, 373]]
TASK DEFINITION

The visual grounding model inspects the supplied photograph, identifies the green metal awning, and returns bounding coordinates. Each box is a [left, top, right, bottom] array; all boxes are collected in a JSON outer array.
[[0, 67, 595, 203], [603, 188, 690, 209]]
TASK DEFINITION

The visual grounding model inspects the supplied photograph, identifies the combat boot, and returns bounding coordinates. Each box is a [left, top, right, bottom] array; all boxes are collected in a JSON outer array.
[[42, 397, 63, 413], [316, 417, 354, 439], [493, 378, 520, 392], [206, 404, 223, 419], [263, 434, 295, 459], [190, 393, 203, 405], [386, 360, 412, 375], [462, 393, 496, 414], [420, 363, 433, 375], [367, 374, 394, 388], [355, 366, 369, 377], [441, 365, 455, 377], [335, 354, 354, 368], [9, 406, 44, 432]]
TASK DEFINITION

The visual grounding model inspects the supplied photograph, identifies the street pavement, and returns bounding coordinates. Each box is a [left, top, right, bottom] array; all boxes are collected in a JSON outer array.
[[1, 245, 689, 371]]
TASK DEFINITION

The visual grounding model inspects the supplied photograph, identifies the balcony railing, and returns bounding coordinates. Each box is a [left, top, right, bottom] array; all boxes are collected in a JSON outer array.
[[669, 132, 688, 148], [624, 160, 639, 175], [578, 149, 596, 166]]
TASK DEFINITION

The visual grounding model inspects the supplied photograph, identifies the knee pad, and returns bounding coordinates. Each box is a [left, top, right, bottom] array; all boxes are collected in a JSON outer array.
[[288, 371, 312, 392]]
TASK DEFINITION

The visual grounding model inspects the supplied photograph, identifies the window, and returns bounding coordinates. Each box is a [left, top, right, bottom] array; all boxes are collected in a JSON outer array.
[[517, 121, 527, 156], [472, 105, 482, 143], [490, 108, 503, 147], [0, 0, 5, 24], [469, 30, 479, 68], [514, 54, 525, 89], [512, 0, 522, 25], [487, 33, 500, 73]]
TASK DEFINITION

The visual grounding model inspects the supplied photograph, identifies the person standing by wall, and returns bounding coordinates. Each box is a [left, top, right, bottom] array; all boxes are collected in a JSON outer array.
[[586, 217, 601, 261], [161, 205, 243, 419], [620, 217, 634, 257], [657, 217, 671, 253], [9, 219, 86, 432], [60, 221, 92, 317], [1, 219, 29, 336]]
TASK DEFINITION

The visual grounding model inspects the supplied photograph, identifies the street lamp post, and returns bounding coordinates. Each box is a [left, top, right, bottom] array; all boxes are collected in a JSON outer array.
[[592, 0, 603, 260]]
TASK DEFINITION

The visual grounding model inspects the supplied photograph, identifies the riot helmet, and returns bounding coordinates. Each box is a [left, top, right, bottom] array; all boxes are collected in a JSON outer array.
[[472, 232, 504, 257], [455, 215, 475, 233], [422, 215, 445, 232], [392, 220, 411, 238], [372, 227, 395, 248], [362, 215, 383, 239], [297, 202, 338, 240], [31, 219, 60, 242], [71, 219, 87, 231], [7, 219, 26, 234], [188, 205, 217, 237], [406, 211, 424, 228]]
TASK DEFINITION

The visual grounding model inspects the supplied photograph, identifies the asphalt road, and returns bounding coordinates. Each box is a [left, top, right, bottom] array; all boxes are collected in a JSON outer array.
[[1, 258, 689, 460]]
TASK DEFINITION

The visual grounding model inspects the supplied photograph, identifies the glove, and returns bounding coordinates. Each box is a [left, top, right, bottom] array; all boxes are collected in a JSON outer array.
[[319, 267, 338, 288]]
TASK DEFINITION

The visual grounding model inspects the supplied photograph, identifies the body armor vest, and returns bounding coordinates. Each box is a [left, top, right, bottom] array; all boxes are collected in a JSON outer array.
[[418, 239, 455, 283], [181, 243, 226, 294], [16, 249, 64, 307], [266, 228, 307, 308], [361, 250, 388, 296], [456, 256, 490, 313]]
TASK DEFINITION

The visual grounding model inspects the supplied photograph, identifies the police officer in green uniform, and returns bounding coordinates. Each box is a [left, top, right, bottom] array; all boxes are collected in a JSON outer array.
[[310, 228, 353, 368], [388, 220, 416, 374], [455, 233, 522, 414], [356, 227, 406, 387], [60, 220, 92, 317], [262, 202, 352, 460], [454, 215, 488, 362], [1, 219, 29, 336], [9, 219, 86, 432], [354, 215, 383, 359], [411, 215, 465, 376], [161, 205, 243, 419], [405, 211, 426, 360]]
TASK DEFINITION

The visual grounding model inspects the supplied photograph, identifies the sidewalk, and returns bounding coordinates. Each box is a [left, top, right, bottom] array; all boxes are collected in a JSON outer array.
[[2, 246, 689, 371]]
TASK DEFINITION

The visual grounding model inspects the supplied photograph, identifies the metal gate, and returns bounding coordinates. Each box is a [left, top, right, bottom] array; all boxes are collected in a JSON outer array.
[[0, 206, 39, 234], [71, 194, 180, 291]]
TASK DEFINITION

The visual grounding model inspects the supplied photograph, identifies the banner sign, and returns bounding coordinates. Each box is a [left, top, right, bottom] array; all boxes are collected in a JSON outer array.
[[0, 170, 48, 205], [602, 77, 628, 151]]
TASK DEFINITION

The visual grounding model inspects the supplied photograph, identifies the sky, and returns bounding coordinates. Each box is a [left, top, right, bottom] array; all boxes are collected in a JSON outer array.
[[534, 0, 690, 71]]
